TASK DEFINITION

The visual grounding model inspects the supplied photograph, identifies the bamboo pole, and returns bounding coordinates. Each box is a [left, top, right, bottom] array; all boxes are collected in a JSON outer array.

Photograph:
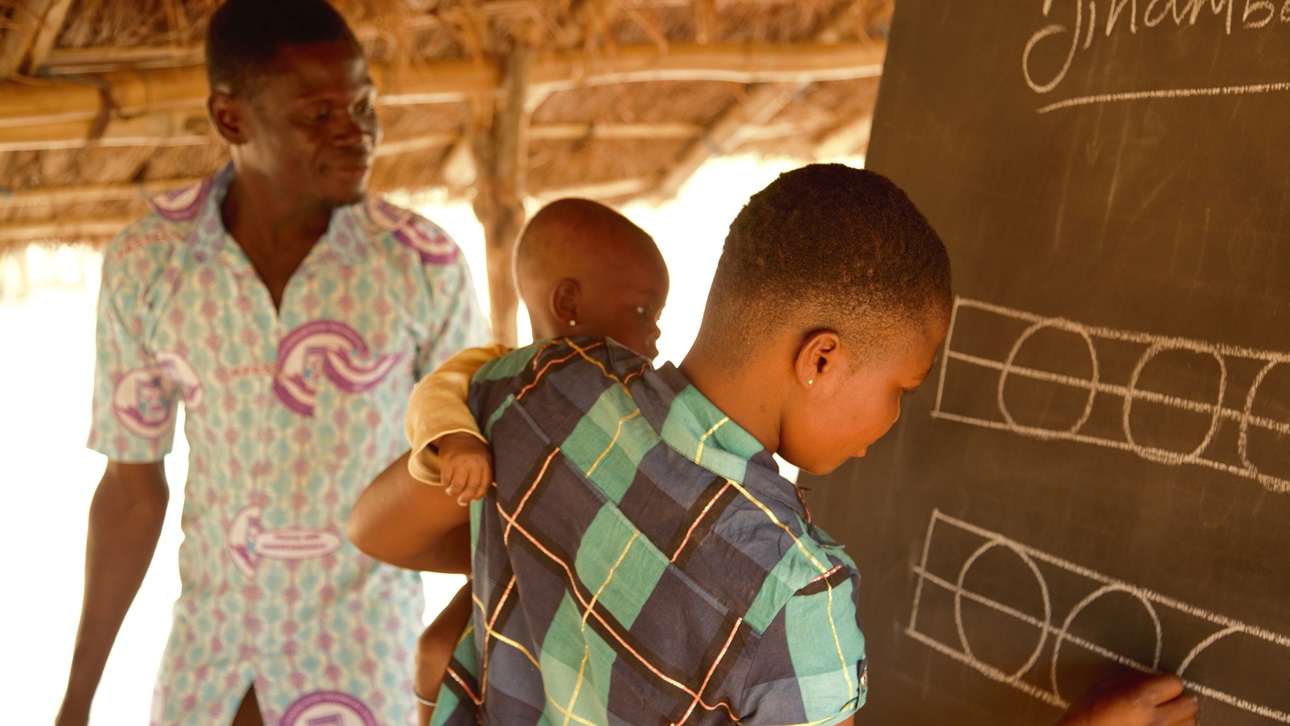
[[471, 44, 533, 347], [814, 114, 873, 160], [534, 176, 651, 201], [0, 0, 52, 78], [0, 119, 707, 156], [24, 0, 75, 74], [647, 11, 884, 202], [0, 110, 210, 151], [0, 178, 204, 207], [0, 217, 134, 242], [0, 41, 886, 129], [651, 81, 805, 203]]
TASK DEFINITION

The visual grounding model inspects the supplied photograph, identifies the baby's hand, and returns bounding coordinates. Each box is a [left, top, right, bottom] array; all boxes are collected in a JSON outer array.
[[435, 432, 493, 506], [1056, 671, 1197, 726]]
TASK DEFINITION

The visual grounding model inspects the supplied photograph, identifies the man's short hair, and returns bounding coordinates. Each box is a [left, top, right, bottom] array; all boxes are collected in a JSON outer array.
[[206, 0, 360, 96], [704, 164, 951, 362]]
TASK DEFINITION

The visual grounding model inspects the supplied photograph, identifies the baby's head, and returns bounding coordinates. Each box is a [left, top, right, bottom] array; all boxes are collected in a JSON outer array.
[[691, 164, 952, 474], [515, 199, 669, 359]]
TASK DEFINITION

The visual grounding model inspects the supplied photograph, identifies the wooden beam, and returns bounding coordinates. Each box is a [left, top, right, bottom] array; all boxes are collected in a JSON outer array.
[[651, 81, 806, 203], [528, 122, 701, 140], [0, 114, 706, 153], [0, 1, 51, 78], [0, 110, 210, 151], [471, 44, 533, 347], [0, 217, 134, 242], [372, 132, 459, 158], [647, 13, 884, 202], [23, 0, 75, 74], [813, 114, 872, 160], [534, 176, 652, 201], [0, 0, 74, 77], [0, 41, 886, 128], [0, 178, 203, 207]]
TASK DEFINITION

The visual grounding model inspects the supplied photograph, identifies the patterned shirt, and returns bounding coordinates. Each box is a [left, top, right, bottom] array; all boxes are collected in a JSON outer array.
[[433, 338, 868, 726], [88, 164, 488, 726]]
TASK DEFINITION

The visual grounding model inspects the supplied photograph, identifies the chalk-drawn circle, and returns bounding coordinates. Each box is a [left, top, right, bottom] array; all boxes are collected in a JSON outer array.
[[998, 319, 1099, 438], [1176, 625, 1290, 721], [1238, 357, 1290, 493], [1049, 584, 1162, 703], [1122, 342, 1226, 465], [954, 538, 1052, 682]]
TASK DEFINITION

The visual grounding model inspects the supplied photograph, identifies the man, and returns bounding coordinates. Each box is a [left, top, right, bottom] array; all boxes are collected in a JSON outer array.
[[55, 1, 487, 724]]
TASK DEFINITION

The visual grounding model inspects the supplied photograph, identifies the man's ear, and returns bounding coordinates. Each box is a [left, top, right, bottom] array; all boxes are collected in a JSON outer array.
[[549, 278, 581, 327], [793, 329, 841, 391], [208, 92, 249, 145]]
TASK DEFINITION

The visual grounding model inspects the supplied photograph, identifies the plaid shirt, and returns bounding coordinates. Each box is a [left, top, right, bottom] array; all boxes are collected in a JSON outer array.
[[433, 337, 867, 726]]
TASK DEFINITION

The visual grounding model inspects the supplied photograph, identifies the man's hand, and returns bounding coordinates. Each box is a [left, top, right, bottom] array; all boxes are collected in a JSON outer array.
[[437, 433, 493, 506], [1056, 671, 1198, 726]]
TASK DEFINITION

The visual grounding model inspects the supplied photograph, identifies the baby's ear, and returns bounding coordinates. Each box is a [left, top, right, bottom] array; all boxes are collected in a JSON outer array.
[[793, 330, 842, 390], [550, 278, 581, 327]]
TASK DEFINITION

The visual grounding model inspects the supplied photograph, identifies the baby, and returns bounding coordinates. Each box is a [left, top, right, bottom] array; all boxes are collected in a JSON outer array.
[[350, 198, 668, 725]]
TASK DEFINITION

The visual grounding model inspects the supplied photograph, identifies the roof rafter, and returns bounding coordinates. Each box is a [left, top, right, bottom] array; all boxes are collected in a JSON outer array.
[[0, 0, 72, 77], [0, 41, 885, 128], [646, 9, 882, 200]]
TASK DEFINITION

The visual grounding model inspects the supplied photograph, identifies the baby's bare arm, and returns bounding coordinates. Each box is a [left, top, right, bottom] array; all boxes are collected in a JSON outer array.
[[436, 432, 494, 505]]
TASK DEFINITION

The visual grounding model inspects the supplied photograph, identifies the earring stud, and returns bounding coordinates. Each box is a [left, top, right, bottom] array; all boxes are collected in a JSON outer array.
[[807, 378, 814, 386], [569, 319, 577, 327]]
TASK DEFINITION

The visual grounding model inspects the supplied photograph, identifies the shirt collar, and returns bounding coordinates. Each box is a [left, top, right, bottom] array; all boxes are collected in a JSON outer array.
[[175, 163, 369, 267], [646, 363, 786, 489]]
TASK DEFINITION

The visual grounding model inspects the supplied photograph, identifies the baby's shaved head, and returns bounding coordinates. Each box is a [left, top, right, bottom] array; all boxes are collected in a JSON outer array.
[[515, 198, 664, 342]]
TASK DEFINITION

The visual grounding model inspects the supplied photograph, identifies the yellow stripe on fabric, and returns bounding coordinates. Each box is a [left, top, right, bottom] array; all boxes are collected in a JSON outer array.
[[563, 531, 640, 725], [487, 629, 541, 670], [587, 409, 642, 476], [724, 478, 828, 573], [694, 416, 729, 466], [547, 690, 599, 726], [567, 338, 631, 392], [724, 478, 856, 696]]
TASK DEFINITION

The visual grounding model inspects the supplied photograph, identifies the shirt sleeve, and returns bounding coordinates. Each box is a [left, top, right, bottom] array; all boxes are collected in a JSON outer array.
[[738, 564, 868, 725], [406, 343, 511, 484], [413, 238, 491, 382], [86, 234, 180, 462]]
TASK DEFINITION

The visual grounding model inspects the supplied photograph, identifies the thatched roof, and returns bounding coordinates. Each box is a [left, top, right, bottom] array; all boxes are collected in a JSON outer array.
[[0, 0, 890, 340]]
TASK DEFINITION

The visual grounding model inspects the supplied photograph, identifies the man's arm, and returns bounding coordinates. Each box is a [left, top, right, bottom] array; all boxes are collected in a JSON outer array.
[[346, 450, 471, 574], [56, 460, 169, 726]]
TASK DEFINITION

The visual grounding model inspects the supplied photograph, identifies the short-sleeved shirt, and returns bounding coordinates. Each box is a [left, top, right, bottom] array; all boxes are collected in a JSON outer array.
[[88, 164, 488, 726], [432, 337, 868, 726]]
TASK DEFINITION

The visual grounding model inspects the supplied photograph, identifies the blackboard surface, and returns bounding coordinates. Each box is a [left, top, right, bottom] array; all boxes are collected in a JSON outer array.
[[802, 3, 1290, 724]]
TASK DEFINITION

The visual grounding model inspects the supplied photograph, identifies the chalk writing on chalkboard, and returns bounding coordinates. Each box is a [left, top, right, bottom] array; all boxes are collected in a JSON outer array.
[[908, 510, 1290, 722], [931, 298, 1290, 491], [1021, 0, 1290, 112]]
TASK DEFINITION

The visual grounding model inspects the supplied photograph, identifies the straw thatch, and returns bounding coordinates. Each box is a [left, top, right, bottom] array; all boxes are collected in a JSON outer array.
[[0, 0, 891, 339]]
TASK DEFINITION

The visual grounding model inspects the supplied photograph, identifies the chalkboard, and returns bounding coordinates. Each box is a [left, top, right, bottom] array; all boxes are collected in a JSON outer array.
[[801, 3, 1290, 724]]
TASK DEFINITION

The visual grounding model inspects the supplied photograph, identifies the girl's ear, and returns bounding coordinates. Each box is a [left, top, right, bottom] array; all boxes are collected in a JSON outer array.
[[793, 330, 841, 391], [549, 278, 581, 327], [208, 92, 249, 145]]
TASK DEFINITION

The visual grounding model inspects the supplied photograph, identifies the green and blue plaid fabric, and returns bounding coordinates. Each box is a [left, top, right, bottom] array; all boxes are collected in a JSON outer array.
[[433, 337, 867, 726]]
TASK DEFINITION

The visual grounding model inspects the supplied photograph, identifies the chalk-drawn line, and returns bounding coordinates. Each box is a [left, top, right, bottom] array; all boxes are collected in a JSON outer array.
[[947, 350, 1290, 435], [1037, 81, 1290, 114], [908, 510, 1290, 722], [933, 297, 1290, 491]]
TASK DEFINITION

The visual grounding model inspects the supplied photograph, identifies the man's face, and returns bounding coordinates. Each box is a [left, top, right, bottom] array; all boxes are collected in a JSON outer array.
[[234, 40, 379, 207]]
